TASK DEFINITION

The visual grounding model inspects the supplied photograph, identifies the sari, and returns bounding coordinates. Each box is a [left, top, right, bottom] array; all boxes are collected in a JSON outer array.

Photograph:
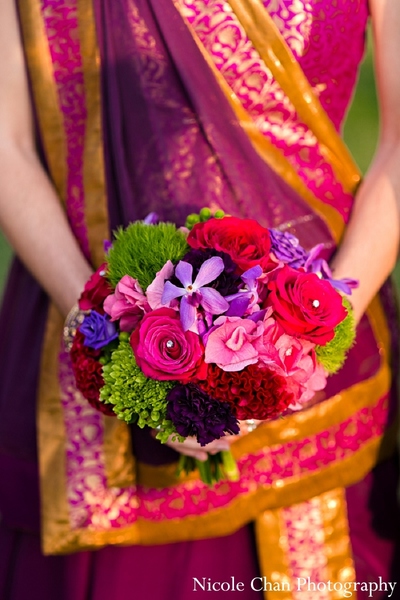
[[0, 0, 399, 598]]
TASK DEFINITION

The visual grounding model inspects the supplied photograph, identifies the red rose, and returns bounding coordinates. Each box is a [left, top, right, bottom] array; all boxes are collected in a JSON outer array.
[[78, 263, 113, 314], [265, 266, 347, 344], [130, 308, 207, 382], [187, 216, 274, 273], [70, 331, 115, 416]]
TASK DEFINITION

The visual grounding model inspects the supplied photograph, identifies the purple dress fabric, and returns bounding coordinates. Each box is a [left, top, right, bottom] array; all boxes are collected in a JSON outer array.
[[0, 0, 399, 598]]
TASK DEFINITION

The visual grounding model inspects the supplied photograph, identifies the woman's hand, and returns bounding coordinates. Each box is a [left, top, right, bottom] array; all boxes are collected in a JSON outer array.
[[163, 419, 263, 461], [164, 435, 235, 461]]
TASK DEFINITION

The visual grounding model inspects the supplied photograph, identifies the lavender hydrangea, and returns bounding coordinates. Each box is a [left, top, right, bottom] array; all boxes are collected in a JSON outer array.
[[80, 311, 118, 350], [269, 229, 309, 269], [165, 384, 239, 446]]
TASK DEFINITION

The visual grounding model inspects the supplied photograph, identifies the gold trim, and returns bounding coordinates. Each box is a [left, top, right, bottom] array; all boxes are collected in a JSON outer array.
[[18, 0, 67, 201], [255, 509, 293, 600], [103, 417, 136, 488], [76, 0, 133, 488], [38, 304, 71, 555], [77, 0, 110, 268], [254, 489, 356, 600], [320, 489, 356, 598], [43, 428, 396, 554], [226, 0, 361, 196], [173, 1, 346, 243]]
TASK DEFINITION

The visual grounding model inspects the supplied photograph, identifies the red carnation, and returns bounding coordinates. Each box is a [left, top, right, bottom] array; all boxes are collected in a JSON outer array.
[[200, 363, 294, 420], [187, 216, 275, 274], [70, 331, 115, 416], [78, 263, 113, 314]]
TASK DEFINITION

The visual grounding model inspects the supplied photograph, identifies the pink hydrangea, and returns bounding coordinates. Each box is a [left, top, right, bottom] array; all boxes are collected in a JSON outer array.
[[204, 316, 264, 371], [258, 312, 326, 405]]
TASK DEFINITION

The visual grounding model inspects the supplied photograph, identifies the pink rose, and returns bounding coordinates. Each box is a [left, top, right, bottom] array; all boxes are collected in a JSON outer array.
[[205, 316, 264, 371], [130, 308, 207, 382], [265, 266, 347, 344], [103, 275, 149, 332]]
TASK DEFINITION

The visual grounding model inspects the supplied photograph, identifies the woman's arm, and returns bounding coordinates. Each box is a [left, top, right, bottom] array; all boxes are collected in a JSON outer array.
[[330, 0, 400, 323], [0, 1, 93, 317]]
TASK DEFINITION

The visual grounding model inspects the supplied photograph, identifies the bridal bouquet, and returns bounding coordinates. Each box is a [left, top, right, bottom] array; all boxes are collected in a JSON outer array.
[[69, 209, 357, 484]]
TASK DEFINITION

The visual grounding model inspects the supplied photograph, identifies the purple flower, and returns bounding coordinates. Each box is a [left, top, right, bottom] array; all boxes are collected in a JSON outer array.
[[180, 248, 241, 296], [269, 229, 309, 268], [143, 212, 159, 225], [306, 257, 358, 294], [166, 384, 239, 446], [80, 311, 118, 350], [103, 240, 112, 254], [225, 265, 263, 317], [305, 246, 359, 295], [161, 257, 229, 331]]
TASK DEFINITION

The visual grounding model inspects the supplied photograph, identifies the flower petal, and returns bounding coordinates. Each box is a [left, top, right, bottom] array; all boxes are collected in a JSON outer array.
[[200, 287, 229, 315], [175, 261, 193, 288], [161, 281, 185, 305], [225, 295, 250, 317], [143, 212, 159, 225], [180, 296, 197, 331], [147, 260, 175, 309], [194, 256, 224, 288], [241, 265, 262, 284]]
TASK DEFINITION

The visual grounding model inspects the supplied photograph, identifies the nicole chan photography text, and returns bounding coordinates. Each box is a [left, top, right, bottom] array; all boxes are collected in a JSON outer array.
[[192, 577, 397, 597]]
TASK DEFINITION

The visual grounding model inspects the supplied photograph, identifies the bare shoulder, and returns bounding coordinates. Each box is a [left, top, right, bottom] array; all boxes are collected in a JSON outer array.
[[0, 1, 34, 148]]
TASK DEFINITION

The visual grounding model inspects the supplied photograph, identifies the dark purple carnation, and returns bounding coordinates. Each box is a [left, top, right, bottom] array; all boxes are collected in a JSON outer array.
[[80, 311, 119, 350], [179, 248, 241, 296], [269, 229, 309, 269], [166, 383, 239, 446]]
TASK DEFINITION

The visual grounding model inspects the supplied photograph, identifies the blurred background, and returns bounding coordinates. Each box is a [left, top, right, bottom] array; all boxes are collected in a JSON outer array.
[[0, 34, 399, 299]]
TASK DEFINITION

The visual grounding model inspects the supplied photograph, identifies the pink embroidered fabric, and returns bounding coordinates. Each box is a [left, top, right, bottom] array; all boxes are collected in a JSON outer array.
[[179, 0, 369, 221], [42, 0, 91, 259]]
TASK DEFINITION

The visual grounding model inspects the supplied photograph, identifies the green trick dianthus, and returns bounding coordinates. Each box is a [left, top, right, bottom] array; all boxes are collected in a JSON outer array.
[[106, 221, 189, 290], [100, 335, 177, 440], [315, 297, 356, 374]]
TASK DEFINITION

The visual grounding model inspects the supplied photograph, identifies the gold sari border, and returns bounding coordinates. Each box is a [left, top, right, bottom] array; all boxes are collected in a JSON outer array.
[[321, 488, 356, 597], [38, 304, 71, 555], [77, 0, 110, 268], [254, 489, 356, 600], [255, 509, 293, 600], [43, 430, 392, 554], [18, 0, 67, 201], [226, 0, 361, 196], [77, 0, 130, 488]]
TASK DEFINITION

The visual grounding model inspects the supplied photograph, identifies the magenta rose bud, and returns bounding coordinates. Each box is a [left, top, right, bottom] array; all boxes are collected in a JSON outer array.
[[130, 308, 207, 382], [266, 266, 347, 345]]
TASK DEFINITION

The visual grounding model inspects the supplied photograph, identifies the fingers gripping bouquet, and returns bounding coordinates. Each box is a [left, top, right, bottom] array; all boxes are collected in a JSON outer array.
[[70, 209, 357, 485]]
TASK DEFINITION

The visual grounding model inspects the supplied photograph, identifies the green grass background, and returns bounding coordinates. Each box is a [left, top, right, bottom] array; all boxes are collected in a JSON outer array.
[[0, 37, 399, 296]]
